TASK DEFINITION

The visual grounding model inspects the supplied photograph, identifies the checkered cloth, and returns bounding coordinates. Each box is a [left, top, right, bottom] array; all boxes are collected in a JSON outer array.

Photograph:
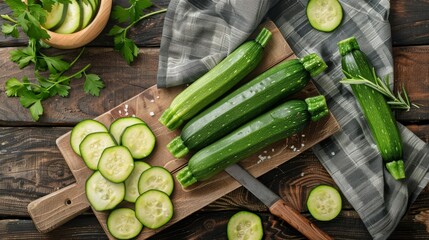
[[156, 0, 429, 239]]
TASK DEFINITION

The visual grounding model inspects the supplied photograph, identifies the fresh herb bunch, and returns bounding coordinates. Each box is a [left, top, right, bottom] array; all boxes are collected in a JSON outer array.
[[341, 69, 419, 111], [1, 0, 104, 121], [108, 0, 167, 64]]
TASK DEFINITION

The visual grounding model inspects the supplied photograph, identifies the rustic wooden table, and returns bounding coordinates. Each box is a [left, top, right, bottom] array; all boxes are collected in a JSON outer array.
[[1, 0, 428, 239]]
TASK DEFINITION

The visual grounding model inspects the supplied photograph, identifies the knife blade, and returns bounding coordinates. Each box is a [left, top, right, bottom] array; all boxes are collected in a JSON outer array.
[[225, 164, 332, 240]]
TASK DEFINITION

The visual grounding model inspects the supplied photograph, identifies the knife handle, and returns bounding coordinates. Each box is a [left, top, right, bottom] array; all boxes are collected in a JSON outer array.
[[269, 199, 332, 240]]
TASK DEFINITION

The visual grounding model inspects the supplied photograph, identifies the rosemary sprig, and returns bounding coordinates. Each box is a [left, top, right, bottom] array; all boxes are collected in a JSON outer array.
[[340, 69, 419, 111]]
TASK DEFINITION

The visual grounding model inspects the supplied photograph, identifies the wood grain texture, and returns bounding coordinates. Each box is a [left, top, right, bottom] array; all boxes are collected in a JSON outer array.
[[393, 46, 429, 122], [0, 127, 74, 217], [1, 0, 429, 239], [269, 199, 332, 240], [1, 127, 428, 239], [43, 1, 112, 49], [0, 47, 159, 124], [0, 0, 169, 48], [2, 45, 428, 125], [1, 0, 428, 47], [390, 0, 429, 46], [26, 21, 340, 238]]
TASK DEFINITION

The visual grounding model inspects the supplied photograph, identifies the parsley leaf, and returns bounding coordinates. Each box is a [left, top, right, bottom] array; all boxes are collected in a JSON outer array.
[[3, 1, 104, 121], [113, 35, 139, 65], [29, 100, 43, 121], [1, 23, 19, 38], [10, 46, 36, 68], [42, 54, 70, 73], [109, 0, 166, 64], [5, 78, 25, 97], [84, 73, 105, 96]]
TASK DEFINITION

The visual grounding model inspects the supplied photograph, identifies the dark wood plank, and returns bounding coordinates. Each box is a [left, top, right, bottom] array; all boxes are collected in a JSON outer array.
[[393, 46, 429, 122], [0, 127, 75, 217], [2, 45, 428, 125], [7, 210, 429, 240], [406, 124, 429, 143], [0, 0, 169, 48], [390, 0, 429, 46], [1, 1, 429, 48], [0, 47, 158, 125], [1, 126, 429, 238]]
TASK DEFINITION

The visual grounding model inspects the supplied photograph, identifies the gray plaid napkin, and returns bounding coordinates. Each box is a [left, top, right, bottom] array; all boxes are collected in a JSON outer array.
[[156, 0, 429, 239]]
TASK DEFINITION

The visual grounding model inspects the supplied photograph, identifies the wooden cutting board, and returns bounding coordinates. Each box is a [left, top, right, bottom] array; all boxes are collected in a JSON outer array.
[[28, 21, 340, 239]]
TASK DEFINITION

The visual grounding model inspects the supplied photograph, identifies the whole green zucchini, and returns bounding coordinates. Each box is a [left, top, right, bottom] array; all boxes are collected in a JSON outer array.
[[168, 53, 327, 158], [176, 95, 329, 188], [159, 28, 272, 130], [338, 37, 405, 180]]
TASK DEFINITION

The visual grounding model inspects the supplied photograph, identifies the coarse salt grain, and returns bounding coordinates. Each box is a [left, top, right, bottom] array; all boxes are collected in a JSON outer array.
[[150, 99, 155, 103], [300, 172, 305, 177], [331, 152, 335, 156], [149, 112, 155, 116]]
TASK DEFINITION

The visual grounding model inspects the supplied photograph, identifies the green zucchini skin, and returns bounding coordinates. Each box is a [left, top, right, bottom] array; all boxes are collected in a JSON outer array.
[[338, 37, 405, 180], [159, 28, 272, 130], [168, 53, 327, 158], [176, 96, 329, 188]]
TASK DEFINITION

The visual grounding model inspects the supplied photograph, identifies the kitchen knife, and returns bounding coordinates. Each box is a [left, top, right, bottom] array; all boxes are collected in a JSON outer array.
[[225, 164, 333, 240]]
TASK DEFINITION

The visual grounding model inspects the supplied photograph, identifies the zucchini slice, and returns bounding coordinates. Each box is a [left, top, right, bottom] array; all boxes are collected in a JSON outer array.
[[70, 119, 108, 156], [79, 0, 94, 30], [85, 171, 125, 211], [121, 123, 156, 159], [98, 146, 135, 183], [109, 117, 146, 145], [54, 0, 82, 34], [135, 189, 174, 229], [43, 3, 68, 30], [107, 208, 143, 239], [307, 185, 342, 221], [80, 132, 116, 170], [306, 0, 343, 32], [124, 161, 151, 203], [138, 166, 174, 196], [227, 211, 263, 240]]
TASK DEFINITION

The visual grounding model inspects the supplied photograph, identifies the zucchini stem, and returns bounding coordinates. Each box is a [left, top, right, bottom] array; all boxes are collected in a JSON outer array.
[[386, 160, 406, 180], [305, 95, 329, 121], [254, 28, 272, 48]]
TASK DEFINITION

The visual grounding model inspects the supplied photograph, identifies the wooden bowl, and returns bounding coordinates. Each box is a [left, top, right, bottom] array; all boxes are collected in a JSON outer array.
[[43, 0, 112, 49]]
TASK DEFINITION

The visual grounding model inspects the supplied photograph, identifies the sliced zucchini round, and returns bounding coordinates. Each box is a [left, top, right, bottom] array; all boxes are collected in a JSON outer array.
[[306, 0, 343, 32], [307, 185, 342, 221], [53, 0, 82, 34], [80, 132, 116, 170], [98, 146, 135, 183], [227, 211, 263, 240], [70, 119, 108, 156], [121, 123, 156, 159], [109, 117, 145, 145], [124, 161, 152, 203], [138, 166, 174, 196], [79, 0, 94, 30], [43, 3, 68, 30], [85, 171, 125, 211], [107, 208, 143, 240], [135, 189, 173, 229]]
